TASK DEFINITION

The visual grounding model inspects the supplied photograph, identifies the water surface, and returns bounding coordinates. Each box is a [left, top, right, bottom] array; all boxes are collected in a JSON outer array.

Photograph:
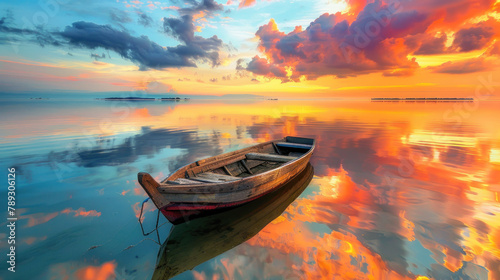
[[1, 99, 499, 280]]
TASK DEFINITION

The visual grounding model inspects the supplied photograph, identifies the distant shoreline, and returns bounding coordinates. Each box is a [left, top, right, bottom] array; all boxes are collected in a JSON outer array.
[[97, 97, 190, 101], [372, 97, 474, 101]]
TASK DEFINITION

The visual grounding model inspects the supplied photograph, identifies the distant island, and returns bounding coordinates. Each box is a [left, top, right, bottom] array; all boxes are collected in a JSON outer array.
[[372, 97, 474, 102], [98, 97, 190, 101], [160, 97, 190, 101]]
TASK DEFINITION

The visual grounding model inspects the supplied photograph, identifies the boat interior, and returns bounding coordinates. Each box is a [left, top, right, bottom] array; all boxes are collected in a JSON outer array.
[[163, 136, 314, 185]]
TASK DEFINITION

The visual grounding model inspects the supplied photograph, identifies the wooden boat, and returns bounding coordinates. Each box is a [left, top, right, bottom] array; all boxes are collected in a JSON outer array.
[[152, 163, 314, 279], [138, 136, 315, 224]]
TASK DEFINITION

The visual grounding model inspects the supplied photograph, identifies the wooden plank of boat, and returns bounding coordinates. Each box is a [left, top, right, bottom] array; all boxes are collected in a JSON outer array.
[[240, 159, 253, 174], [285, 136, 314, 145], [222, 165, 233, 176], [246, 152, 298, 162], [167, 178, 201, 185], [275, 142, 312, 149], [191, 172, 241, 183], [289, 152, 305, 157], [271, 142, 282, 154], [195, 140, 275, 166], [189, 154, 247, 176]]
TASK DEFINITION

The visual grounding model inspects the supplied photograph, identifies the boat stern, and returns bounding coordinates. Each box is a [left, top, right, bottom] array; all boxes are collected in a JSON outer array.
[[285, 136, 315, 146]]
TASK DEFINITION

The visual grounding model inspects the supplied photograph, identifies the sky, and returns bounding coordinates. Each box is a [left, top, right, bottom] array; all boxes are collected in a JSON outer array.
[[0, 0, 500, 98]]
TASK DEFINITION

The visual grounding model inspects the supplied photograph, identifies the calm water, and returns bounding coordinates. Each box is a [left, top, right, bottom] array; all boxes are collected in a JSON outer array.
[[1, 99, 499, 280]]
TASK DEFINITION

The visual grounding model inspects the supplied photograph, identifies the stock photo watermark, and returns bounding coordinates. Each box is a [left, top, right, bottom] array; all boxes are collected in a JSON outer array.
[[10, 0, 73, 53], [6, 167, 17, 273], [443, 73, 499, 127], [382, 73, 498, 188], [339, 0, 403, 63], [49, 73, 160, 182]]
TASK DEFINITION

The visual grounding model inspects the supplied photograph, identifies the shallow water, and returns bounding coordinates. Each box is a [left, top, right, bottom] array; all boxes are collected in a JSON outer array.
[[1, 99, 499, 280]]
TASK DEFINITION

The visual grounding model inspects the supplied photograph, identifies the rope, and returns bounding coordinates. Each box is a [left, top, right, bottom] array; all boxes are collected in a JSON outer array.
[[138, 198, 170, 244]]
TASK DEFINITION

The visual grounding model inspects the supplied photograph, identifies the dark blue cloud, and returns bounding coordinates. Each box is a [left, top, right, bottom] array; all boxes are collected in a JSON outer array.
[[59, 21, 196, 69], [452, 23, 495, 52], [432, 57, 493, 74], [414, 33, 447, 55], [109, 9, 132, 24], [163, 15, 223, 67], [0, 2, 227, 70], [246, 56, 287, 78], [178, 0, 224, 16], [137, 13, 153, 27]]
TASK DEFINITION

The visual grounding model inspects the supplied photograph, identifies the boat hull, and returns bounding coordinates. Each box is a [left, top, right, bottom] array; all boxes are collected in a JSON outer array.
[[160, 151, 311, 224], [138, 136, 315, 225]]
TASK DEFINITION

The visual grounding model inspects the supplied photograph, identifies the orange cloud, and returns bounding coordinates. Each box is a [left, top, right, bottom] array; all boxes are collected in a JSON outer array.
[[61, 207, 101, 217], [131, 108, 152, 119], [132, 201, 156, 220], [239, 0, 256, 8], [0, 58, 62, 68], [75, 261, 116, 280], [161, 6, 180, 10], [431, 57, 497, 74], [23, 236, 47, 245], [193, 10, 206, 21], [23, 212, 59, 228], [21, 207, 100, 228], [245, 0, 500, 81], [346, 0, 369, 15], [121, 190, 131, 196], [244, 221, 413, 279]]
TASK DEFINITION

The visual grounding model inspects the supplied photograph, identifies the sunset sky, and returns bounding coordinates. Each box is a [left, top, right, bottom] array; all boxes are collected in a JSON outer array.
[[1, 0, 500, 98]]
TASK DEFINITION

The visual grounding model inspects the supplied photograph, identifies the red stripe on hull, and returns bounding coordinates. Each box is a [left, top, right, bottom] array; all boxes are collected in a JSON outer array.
[[160, 176, 296, 224]]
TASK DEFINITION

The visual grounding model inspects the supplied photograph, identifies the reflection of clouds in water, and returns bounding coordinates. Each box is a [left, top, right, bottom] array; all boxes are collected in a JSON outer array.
[[75, 127, 201, 167], [440, 146, 474, 167], [46, 126, 225, 169], [2, 100, 499, 279], [235, 114, 500, 279], [247, 117, 395, 186]]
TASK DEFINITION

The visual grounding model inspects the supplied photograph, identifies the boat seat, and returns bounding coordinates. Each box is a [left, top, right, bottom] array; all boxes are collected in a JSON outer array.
[[276, 142, 312, 150], [167, 178, 201, 185], [246, 153, 298, 163], [191, 172, 240, 183]]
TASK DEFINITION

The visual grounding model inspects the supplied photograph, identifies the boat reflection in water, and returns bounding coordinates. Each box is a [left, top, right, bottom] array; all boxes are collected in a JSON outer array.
[[152, 163, 314, 279]]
